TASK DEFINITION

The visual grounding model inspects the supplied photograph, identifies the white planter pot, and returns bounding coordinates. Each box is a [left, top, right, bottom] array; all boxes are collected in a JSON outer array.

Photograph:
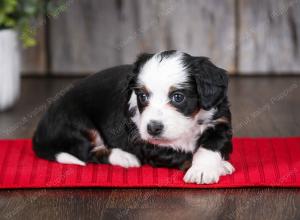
[[0, 29, 21, 111]]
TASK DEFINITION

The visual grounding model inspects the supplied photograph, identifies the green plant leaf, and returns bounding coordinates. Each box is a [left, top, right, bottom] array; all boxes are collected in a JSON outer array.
[[0, 0, 50, 47]]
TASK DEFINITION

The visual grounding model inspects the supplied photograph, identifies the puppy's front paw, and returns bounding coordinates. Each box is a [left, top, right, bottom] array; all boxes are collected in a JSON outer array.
[[184, 165, 220, 184], [183, 160, 235, 184], [108, 148, 141, 168]]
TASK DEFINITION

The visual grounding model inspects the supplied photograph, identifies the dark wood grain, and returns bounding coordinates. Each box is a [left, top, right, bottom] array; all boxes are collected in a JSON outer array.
[[0, 76, 299, 220]]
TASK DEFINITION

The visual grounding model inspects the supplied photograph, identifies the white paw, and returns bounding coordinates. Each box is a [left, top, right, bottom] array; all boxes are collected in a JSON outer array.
[[108, 148, 141, 168], [56, 152, 86, 166], [183, 160, 235, 184]]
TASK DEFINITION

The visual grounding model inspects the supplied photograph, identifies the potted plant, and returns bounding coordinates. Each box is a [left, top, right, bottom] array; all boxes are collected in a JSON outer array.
[[0, 0, 44, 111]]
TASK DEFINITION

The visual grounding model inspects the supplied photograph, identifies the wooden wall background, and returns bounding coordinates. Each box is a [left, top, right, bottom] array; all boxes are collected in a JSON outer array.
[[22, 0, 300, 75]]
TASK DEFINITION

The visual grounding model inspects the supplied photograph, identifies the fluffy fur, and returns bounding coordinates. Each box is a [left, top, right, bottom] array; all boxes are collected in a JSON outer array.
[[33, 50, 234, 184]]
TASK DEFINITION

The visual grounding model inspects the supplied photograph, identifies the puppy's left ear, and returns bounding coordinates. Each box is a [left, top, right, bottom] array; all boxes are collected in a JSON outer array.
[[192, 57, 228, 110]]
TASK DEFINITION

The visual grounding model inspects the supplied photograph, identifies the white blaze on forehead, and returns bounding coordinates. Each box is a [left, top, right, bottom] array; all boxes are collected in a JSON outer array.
[[137, 52, 188, 92]]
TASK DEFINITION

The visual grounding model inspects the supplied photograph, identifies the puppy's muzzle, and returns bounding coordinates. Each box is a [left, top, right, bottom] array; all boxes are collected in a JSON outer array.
[[147, 120, 164, 136]]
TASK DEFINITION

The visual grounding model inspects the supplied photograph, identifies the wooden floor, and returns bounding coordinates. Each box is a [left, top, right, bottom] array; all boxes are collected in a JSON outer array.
[[0, 76, 299, 220]]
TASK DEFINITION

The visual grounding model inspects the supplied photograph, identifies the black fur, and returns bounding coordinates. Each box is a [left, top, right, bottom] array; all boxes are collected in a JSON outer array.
[[168, 88, 199, 117], [33, 65, 191, 169], [182, 54, 229, 110], [33, 51, 233, 170], [33, 65, 131, 162]]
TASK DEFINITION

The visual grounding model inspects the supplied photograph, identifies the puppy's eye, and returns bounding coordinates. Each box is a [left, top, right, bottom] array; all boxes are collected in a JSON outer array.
[[137, 93, 149, 104], [170, 92, 185, 104]]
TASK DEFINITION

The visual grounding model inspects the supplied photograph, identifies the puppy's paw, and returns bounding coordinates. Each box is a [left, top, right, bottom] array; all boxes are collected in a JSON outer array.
[[183, 165, 220, 184], [183, 160, 234, 184], [108, 148, 141, 168]]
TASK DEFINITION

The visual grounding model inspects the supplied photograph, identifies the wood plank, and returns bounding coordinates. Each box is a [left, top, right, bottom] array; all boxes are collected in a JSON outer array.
[[134, 0, 236, 72], [239, 0, 300, 74], [49, 0, 235, 74], [49, 0, 130, 74]]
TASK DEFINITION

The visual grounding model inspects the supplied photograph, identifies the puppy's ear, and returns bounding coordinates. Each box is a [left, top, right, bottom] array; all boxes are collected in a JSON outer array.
[[191, 57, 228, 110]]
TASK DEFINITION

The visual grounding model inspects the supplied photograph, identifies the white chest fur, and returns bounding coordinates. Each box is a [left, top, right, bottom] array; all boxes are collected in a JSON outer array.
[[167, 108, 216, 153]]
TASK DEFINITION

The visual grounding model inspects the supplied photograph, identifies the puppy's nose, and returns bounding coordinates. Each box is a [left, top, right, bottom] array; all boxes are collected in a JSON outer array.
[[147, 120, 164, 136]]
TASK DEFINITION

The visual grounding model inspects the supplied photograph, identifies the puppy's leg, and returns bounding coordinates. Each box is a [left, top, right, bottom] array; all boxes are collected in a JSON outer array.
[[108, 148, 141, 168], [55, 136, 92, 166], [56, 152, 86, 166], [184, 122, 235, 184], [56, 144, 141, 168], [90, 147, 140, 168], [183, 148, 234, 184], [54, 128, 140, 168], [88, 130, 140, 168]]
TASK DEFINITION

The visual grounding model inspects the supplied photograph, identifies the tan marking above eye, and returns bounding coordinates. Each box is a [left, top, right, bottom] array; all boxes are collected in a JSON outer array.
[[213, 117, 229, 124], [134, 85, 150, 94], [169, 86, 179, 94]]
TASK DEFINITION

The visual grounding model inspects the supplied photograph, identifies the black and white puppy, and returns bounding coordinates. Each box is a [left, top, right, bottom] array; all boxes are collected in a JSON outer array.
[[33, 50, 234, 184]]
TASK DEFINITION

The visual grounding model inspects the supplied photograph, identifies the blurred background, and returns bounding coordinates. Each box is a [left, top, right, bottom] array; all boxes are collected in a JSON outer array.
[[19, 0, 300, 75], [0, 0, 299, 139]]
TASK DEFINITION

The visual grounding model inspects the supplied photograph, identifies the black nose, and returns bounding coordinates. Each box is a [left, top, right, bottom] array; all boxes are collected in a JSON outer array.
[[147, 121, 164, 136]]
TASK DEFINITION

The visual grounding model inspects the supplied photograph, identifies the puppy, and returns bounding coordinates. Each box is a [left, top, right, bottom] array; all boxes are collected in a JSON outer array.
[[33, 50, 234, 184]]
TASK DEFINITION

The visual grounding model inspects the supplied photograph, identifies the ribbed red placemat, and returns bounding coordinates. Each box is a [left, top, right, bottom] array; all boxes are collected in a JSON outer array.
[[0, 137, 299, 189]]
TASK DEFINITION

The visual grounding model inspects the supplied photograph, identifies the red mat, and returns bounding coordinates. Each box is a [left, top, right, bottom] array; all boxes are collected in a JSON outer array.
[[0, 137, 299, 189]]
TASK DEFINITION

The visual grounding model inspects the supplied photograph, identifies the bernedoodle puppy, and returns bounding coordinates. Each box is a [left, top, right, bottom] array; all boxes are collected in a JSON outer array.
[[33, 50, 234, 184]]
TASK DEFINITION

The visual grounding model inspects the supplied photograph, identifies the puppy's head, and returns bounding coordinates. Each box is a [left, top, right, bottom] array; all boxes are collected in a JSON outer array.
[[128, 51, 228, 146]]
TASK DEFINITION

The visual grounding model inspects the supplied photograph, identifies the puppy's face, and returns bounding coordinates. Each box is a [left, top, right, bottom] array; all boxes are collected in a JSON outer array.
[[128, 51, 228, 146]]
